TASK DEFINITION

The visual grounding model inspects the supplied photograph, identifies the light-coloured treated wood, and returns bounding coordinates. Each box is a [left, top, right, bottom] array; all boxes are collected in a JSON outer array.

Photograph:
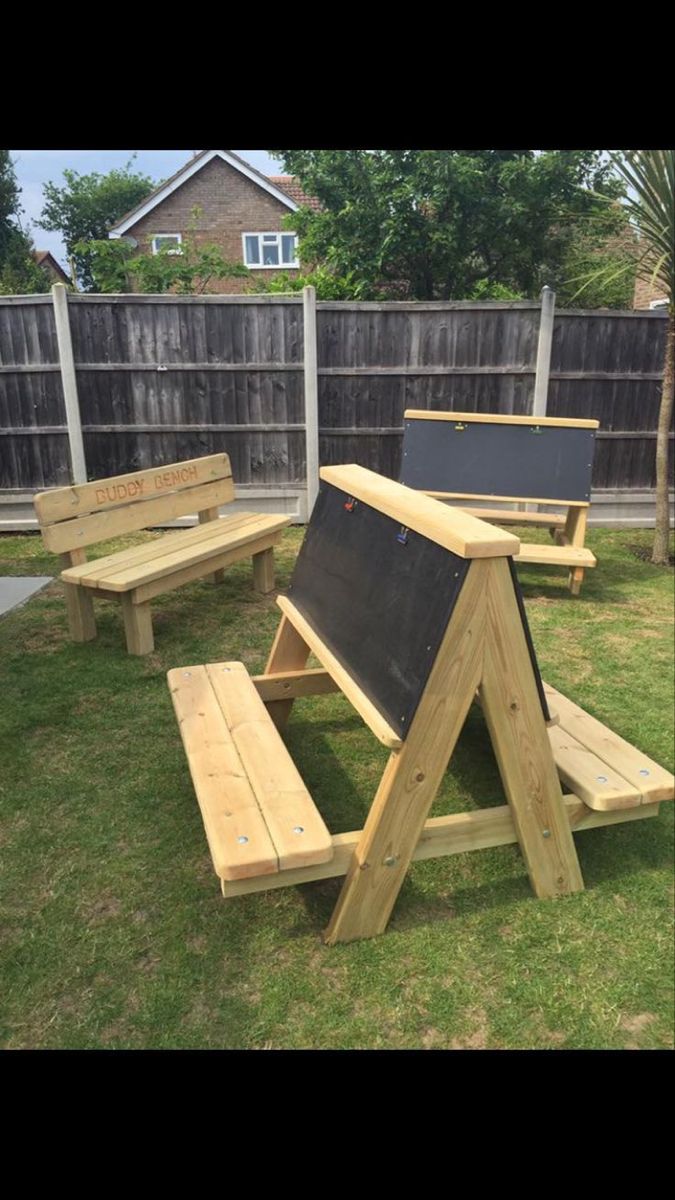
[[63, 515, 288, 592], [220, 797, 661, 897], [563, 507, 589, 595], [324, 560, 491, 944], [205, 662, 333, 871], [60, 550, 96, 641], [120, 594, 154, 656], [544, 683, 675, 804], [168, 665, 279, 880], [263, 615, 312, 731], [252, 547, 275, 594], [253, 668, 339, 702], [548, 724, 642, 810], [319, 464, 520, 559], [427, 490, 589, 508], [514, 543, 596, 568], [199, 506, 225, 584], [41, 475, 236, 553], [479, 558, 584, 899], [277, 595, 403, 750], [130, 533, 282, 604], [459, 507, 566, 527], [61, 512, 265, 583], [404, 409, 599, 430], [35, 452, 232, 524]]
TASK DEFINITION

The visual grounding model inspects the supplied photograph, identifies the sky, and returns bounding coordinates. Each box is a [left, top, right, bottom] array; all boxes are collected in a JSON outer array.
[[10, 150, 283, 266]]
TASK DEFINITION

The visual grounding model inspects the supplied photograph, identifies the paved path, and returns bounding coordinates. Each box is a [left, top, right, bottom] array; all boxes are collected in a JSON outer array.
[[0, 576, 52, 617]]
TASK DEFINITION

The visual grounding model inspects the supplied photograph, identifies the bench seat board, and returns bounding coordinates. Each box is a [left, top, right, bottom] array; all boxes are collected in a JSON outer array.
[[514, 543, 597, 568], [459, 508, 567, 527], [170, 663, 333, 879], [548, 725, 643, 810], [62, 514, 290, 592], [544, 682, 674, 805], [168, 665, 280, 881]]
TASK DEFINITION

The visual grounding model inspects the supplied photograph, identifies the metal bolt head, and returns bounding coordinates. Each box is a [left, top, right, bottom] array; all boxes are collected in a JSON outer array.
[[596, 775, 608, 784], [293, 826, 305, 835], [183, 672, 191, 678], [383, 855, 397, 867], [237, 835, 249, 845], [542, 829, 551, 839], [639, 769, 650, 777]]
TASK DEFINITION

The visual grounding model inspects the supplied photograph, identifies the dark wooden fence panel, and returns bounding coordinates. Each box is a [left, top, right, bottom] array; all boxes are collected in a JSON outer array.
[[0, 294, 670, 506]]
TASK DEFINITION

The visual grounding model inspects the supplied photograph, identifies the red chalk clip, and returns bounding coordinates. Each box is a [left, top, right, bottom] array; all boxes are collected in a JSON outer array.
[[344, 497, 357, 512]]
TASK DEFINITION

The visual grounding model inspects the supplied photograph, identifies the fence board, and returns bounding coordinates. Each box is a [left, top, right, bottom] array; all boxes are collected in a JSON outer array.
[[0, 296, 670, 509]]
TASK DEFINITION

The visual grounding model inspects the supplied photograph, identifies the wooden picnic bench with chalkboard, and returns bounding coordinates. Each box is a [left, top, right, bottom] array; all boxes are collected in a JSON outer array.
[[400, 410, 600, 595], [167, 465, 673, 943], [33, 454, 290, 656]]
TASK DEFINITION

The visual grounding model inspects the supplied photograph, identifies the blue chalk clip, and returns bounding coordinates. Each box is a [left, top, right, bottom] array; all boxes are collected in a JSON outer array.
[[397, 525, 409, 545]]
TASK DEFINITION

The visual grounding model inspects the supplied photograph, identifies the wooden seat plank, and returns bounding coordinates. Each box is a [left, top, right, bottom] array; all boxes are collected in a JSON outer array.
[[168, 665, 280, 881], [548, 724, 642, 810], [544, 682, 675, 803], [66, 515, 290, 592], [204, 662, 334, 871], [514, 543, 596, 568], [459, 508, 566, 527], [61, 513, 265, 583]]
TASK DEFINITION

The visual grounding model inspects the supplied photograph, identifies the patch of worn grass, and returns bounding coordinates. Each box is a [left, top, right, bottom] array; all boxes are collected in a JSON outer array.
[[0, 525, 672, 1050]]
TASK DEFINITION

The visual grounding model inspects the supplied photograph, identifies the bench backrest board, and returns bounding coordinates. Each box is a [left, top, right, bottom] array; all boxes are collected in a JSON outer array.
[[286, 465, 549, 739], [34, 454, 234, 554], [400, 411, 599, 505]]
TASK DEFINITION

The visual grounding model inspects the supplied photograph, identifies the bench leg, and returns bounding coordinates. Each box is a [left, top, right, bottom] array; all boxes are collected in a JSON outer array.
[[198, 507, 225, 584], [63, 582, 97, 643], [263, 614, 311, 732], [121, 594, 154, 656], [252, 547, 275, 594], [568, 567, 585, 596]]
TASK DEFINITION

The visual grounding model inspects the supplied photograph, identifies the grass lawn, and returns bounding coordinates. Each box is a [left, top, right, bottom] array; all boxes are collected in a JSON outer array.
[[0, 524, 673, 1050]]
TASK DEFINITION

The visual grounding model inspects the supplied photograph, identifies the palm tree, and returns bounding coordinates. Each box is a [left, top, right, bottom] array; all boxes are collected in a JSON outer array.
[[573, 151, 673, 564]]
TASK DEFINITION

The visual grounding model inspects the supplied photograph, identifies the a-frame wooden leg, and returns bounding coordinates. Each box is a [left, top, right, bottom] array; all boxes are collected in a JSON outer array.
[[556, 507, 589, 596], [198, 507, 225, 584], [263, 613, 312, 732], [479, 557, 584, 898], [324, 560, 491, 945], [121, 594, 154, 656]]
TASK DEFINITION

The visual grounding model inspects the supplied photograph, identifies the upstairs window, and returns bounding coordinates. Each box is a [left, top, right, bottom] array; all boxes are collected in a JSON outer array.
[[151, 234, 183, 255], [243, 232, 298, 269]]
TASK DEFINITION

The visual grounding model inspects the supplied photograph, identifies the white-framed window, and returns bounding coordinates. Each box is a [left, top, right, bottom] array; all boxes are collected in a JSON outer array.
[[242, 231, 298, 269], [151, 233, 183, 255], [649, 298, 669, 310]]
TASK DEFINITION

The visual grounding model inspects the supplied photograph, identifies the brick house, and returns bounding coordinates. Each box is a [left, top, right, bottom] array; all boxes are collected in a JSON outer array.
[[32, 250, 70, 286], [633, 273, 670, 310], [107, 149, 318, 294]]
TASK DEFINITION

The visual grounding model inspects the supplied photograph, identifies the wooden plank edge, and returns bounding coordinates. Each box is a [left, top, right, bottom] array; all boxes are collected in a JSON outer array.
[[276, 595, 403, 749], [404, 410, 600, 430], [253, 668, 340, 701], [220, 796, 660, 897], [319, 464, 520, 559]]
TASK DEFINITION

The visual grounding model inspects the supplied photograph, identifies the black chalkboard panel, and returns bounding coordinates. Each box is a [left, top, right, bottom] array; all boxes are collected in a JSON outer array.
[[287, 481, 470, 739], [401, 418, 596, 503]]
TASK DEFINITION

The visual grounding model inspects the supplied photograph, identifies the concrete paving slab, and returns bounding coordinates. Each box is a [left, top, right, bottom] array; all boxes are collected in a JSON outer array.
[[0, 576, 53, 617]]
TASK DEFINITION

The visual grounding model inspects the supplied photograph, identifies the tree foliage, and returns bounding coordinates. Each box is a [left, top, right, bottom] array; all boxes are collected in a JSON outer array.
[[268, 149, 633, 303], [79, 216, 248, 294], [38, 157, 156, 291], [0, 150, 50, 294]]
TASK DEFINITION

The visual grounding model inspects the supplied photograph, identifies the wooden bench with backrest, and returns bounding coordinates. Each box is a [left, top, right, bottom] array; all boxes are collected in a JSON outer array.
[[400, 410, 600, 595], [167, 465, 673, 943], [34, 453, 290, 656]]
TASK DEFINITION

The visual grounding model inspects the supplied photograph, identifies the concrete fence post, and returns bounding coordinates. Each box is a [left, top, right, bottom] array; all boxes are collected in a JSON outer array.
[[52, 283, 86, 484], [303, 285, 320, 517], [532, 285, 556, 418]]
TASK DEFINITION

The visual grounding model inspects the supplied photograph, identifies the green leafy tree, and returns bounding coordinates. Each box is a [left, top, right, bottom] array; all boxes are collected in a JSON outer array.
[[38, 157, 156, 291], [0, 150, 50, 294], [267, 149, 628, 302], [571, 151, 673, 565]]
